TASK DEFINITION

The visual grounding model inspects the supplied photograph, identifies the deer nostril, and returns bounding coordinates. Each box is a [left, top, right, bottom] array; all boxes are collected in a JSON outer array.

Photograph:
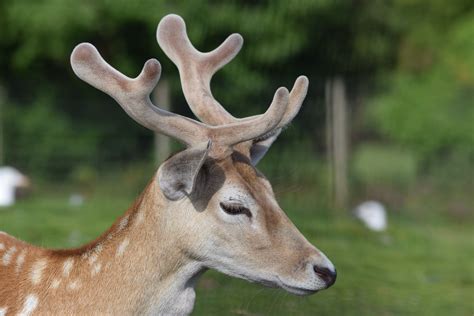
[[313, 265, 337, 288]]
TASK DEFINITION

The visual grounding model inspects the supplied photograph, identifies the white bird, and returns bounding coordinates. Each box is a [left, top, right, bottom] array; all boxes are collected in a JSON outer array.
[[0, 166, 30, 207], [354, 200, 387, 232]]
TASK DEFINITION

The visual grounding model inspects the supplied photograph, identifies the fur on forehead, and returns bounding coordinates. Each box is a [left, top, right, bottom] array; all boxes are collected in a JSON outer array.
[[216, 150, 268, 184]]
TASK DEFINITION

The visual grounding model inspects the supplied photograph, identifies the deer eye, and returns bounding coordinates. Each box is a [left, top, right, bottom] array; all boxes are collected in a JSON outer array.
[[219, 202, 252, 218]]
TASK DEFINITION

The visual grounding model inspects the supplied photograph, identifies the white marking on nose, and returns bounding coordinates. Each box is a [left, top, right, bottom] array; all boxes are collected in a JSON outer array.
[[68, 279, 81, 290], [0, 307, 7, 316], [91, 262, 102, 276], [18, 294, 38, 316], [2, 246, 16, 266], [62, 258, 74, 277], [51, 279, 61, 289], [116, 238, 129, 257], [16, 250, 26, 273], [30, 259, 47, 285]]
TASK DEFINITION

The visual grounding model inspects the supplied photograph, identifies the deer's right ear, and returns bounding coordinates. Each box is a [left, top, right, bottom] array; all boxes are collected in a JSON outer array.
[[158, 141, 211, 200]]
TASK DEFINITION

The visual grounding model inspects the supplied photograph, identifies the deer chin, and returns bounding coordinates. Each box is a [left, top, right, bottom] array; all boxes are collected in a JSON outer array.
[[205, 260, 328, 296], [278, 282, 319, 296], [265, 269, 331, 296], [248, 274, 323, 296], [275, 275, 327, 296]]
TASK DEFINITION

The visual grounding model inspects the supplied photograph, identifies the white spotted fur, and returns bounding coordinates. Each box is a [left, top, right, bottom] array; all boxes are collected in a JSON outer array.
[[30, 259, 47, 285], [2, 246, 16, 266], [17, 294, 38, 316]]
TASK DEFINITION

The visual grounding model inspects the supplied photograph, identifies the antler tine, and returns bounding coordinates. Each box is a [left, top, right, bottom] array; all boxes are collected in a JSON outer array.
[[276, 76, 309, 129], [157, 14, 241, 125], [232, 76, 309, 129], [210, 87, 290, 146], [70, 43, 208, 147]]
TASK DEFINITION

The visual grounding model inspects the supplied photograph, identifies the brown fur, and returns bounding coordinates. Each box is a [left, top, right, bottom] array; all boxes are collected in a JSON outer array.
[[0, 152, 331, 315], [0, 180, 153, 314]]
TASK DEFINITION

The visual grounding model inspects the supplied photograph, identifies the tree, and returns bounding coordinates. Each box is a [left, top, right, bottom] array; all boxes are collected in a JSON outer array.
[[369, 1, 474, 162]]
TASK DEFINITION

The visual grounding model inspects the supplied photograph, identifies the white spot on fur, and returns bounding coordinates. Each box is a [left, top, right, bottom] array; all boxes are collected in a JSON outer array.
[[0, 243, 4, 251], [88, 253, 98, 265], [118, 215, 129, 231], [91, 262, 102, 276], [51, 279, 61, 289], [87, 244, 103, 265], [18, 294, 38, 316], [68, 279, 81, 290], [62, 258, 74, 277], [30, 259, 47, 285], [16, 250, 26, 273], [2, 246, 16, 266], [116, 238, 129, 257], [135, 211, 144, 225], [0, 307, 7, 316], [82, 243, 103, 263], [95, 243, 103, 253]]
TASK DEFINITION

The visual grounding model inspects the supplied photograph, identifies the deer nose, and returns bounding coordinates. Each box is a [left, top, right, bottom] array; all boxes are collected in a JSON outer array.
[[313, 265, 337, 288]]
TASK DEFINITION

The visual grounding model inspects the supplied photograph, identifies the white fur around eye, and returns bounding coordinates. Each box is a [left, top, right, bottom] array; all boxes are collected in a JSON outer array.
[[217, 187, 256, 223]]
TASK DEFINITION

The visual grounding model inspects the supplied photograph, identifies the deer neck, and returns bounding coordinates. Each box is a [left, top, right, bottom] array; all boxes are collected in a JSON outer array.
[[7, 177, 205, 315], [78, 177, 205, 314]]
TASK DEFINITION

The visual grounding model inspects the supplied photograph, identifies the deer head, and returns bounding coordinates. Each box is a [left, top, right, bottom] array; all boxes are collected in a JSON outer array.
[[70, 13, 335, 305]]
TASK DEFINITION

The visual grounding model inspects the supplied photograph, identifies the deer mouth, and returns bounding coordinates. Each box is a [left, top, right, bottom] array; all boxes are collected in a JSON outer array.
[[280, 283, 319, 296], [276, 276, 319, 296]]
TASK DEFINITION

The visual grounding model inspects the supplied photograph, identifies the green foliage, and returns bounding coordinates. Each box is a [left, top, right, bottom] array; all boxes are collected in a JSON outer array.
[[4, 95, 100, 178], [0, 0, 408, 177], [368, 8, 474, 163], [352, 143, 418, 188]]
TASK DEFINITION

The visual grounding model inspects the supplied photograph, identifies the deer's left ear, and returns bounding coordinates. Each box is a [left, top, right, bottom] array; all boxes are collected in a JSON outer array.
[[158, 141, 211, 200], [249, 129, 281, 165], [250, 76, 309, 165]]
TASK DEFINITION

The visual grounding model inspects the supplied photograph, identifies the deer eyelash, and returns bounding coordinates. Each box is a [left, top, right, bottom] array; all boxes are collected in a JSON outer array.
[[219, 202, 252, 218]]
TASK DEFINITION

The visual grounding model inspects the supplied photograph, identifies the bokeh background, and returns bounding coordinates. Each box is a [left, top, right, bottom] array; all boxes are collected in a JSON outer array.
[[0, 1, 473, 315]]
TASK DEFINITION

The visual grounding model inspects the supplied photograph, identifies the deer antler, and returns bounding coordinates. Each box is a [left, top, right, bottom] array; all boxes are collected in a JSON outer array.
[[157, 14, 240, 125], [70, 43, 289, 150], [71, 43, 206, 146], [156, 14, 309, 129]]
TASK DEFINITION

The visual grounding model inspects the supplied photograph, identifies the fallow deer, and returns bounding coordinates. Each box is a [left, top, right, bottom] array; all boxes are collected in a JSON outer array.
[[0, 14, 336, 315]]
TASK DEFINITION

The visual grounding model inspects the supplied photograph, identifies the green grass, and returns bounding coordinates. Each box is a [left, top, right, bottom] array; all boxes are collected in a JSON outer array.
[[1, 176, 473, 316]]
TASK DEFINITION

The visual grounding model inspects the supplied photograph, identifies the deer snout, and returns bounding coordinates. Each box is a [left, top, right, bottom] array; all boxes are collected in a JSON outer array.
[[313, 265, 337, 288], [308, 249, 336, 289]]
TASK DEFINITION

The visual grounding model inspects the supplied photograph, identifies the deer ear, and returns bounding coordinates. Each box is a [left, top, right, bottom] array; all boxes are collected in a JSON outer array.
[[158, 141, 211, 200], [249, 129, 281, 165]]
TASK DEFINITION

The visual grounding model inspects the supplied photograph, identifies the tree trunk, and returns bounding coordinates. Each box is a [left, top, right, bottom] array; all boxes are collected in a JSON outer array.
[[326, 77, 349, 210]]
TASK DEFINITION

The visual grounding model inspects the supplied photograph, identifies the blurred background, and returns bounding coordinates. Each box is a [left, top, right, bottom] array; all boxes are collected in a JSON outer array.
[[0, 0, 473, 315]]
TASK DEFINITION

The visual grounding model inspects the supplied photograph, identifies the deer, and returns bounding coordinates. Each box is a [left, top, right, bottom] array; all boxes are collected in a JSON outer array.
[[0, 14, 336, 315]]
